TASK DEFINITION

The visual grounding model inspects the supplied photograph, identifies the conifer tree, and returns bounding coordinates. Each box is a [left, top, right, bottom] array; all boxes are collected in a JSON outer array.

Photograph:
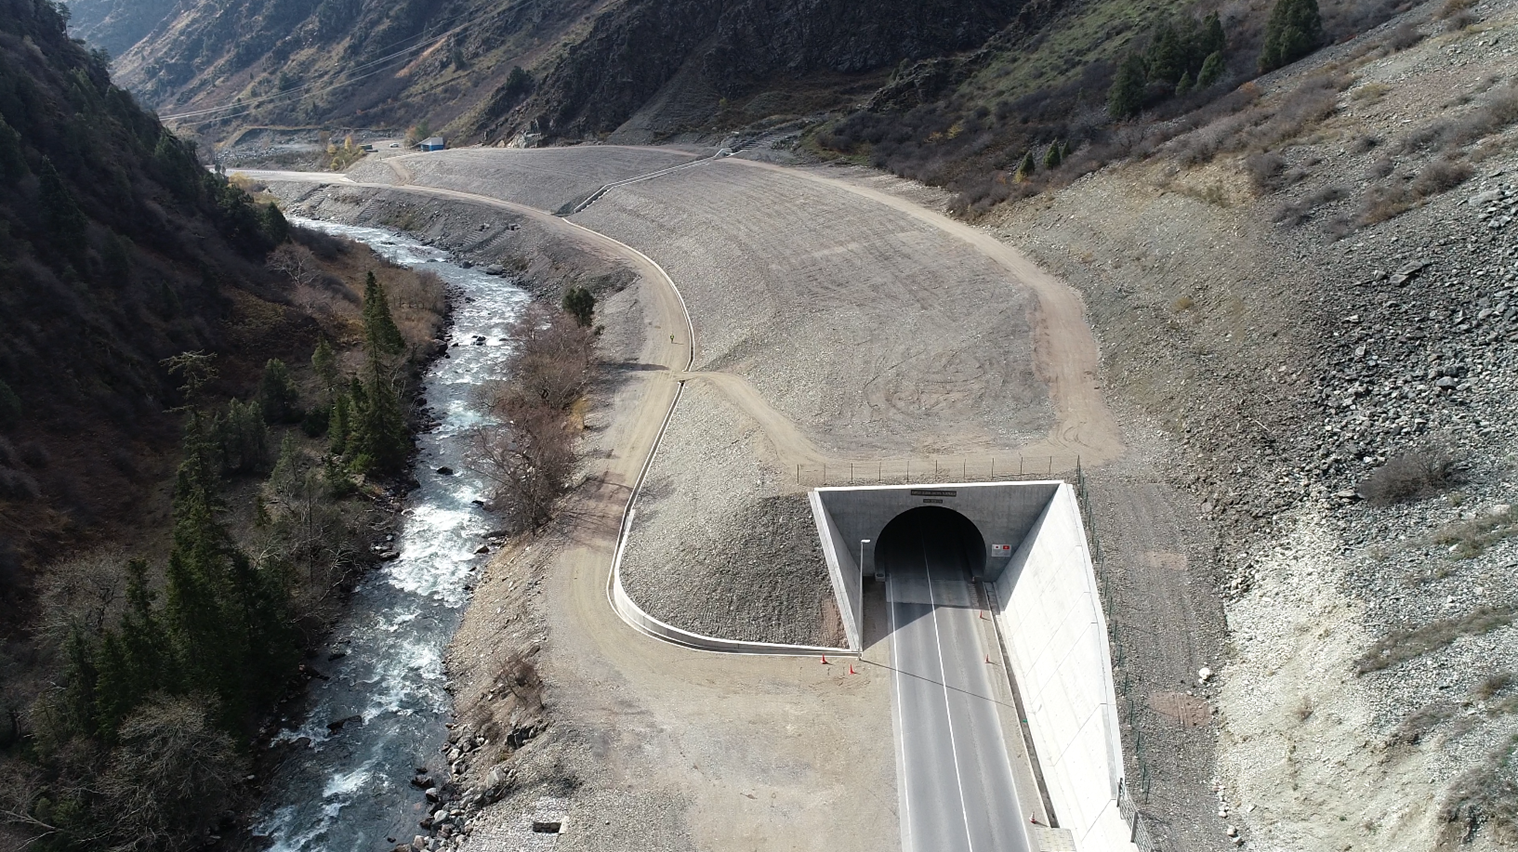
[[1016, 150, 1036, 180], [1107, 53, 1148, 119], [258, 358, 301, 424], [328, 391, 350, 456], [216, 398, 269, 475], [1043, 142, 1063, 170], [92, 561, 166, 739], [351, 353, 409, 476], [361, 272, 406, 357], [1177, 71, 1195, 96], [562, 286, 595, 328], [1259, 0, 1322, 72], [163, 416, 237, 703], [1146, 23, 1186, 84], [1200, 12, 1227, 60], [1198, 51, 1226, 88], [311, 337, 339, 401]]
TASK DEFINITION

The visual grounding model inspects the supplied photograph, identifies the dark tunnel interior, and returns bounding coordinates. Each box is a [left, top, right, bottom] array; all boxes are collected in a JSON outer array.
[[874, 506, 987, 580]]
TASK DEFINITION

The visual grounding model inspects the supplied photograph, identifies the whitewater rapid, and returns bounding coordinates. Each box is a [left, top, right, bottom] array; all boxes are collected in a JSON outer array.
[[255, 219, 528, 851]]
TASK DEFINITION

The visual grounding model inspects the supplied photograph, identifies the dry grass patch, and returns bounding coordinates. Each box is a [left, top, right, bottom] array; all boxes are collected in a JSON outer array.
[[1432, 506, 1518, 559], [1356, 605, 1518, 674], [1442, 733, 1518, 846]]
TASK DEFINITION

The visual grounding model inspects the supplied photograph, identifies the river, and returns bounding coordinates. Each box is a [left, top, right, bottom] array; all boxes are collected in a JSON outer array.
[[254, 218, 529, 851]]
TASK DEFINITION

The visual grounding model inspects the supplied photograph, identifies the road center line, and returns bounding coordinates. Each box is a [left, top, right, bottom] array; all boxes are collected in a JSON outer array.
[[923, 540, 976, 852]]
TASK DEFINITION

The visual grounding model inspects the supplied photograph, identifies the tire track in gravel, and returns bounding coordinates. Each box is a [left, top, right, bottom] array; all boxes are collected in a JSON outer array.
[[724, 158, 1123, 467]]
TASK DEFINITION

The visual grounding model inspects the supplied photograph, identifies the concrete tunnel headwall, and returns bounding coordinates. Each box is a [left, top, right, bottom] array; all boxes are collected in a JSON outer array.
[[808, 480, 1137, 851], [808, 480, 1060, 652]]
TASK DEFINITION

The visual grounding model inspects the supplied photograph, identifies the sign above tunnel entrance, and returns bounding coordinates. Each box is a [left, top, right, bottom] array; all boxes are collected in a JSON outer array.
[[909, 489, 957, 497]]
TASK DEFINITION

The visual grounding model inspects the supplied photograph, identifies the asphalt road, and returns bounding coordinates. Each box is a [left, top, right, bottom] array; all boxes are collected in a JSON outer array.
[[889, 538, 1029, 852]]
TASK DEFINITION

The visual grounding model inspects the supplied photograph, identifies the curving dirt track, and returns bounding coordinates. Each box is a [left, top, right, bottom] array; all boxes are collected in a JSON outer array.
[[250, 148, 1118, 849]]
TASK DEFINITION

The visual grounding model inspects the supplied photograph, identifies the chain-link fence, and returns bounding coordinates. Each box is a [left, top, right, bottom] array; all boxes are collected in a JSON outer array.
[[794, 454, 1082, 487], [1077, 463, 1165, 852]]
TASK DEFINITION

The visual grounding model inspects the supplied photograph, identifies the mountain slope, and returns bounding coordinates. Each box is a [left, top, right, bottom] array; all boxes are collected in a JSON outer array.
[[106, 0, 1027, 145], [0, 0, 290, 612], [62, 0, 178, 58]]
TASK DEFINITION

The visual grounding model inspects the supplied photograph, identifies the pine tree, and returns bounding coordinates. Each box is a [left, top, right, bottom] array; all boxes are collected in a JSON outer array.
[[1108, 53, 1148, 119], [216, 398, 269, 475], [350, 354, 410, 476], [258, 202, 289, 246], [258, 358, 302, 424], [311, 337, 339, 400], [1146, 23, 1186, 84], [328, 390, 350, 456], [561, 286, 595, 328], [1176, 71, 1195, 96], [1200, 12, 1227, 61], [1198, 51, 1227, 88], [361, 272, 406, 357], [58, 627, 99, 738], [163, 413, 238, 704], [1043, 142, 1063, 170], [1259, 0, 1322, 72], [1016, 150, 1036, 180]]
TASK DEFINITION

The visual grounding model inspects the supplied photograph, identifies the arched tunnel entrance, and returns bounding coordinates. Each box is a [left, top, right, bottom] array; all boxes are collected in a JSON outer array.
[[874, 506, 987, 582]]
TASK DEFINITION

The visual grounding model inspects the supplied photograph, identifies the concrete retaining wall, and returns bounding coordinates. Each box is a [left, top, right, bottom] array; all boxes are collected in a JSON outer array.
[[809, 492, 864, 652], [994, 484, 1136, 852]]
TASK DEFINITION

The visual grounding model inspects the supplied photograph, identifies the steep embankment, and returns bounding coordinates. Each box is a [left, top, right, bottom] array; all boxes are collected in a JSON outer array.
[[0, 0, 292, 613], [986, 1, 1518, 848]]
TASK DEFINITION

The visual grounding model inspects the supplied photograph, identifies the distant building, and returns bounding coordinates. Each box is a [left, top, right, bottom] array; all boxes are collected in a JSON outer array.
[[420, 136, 446, 152]]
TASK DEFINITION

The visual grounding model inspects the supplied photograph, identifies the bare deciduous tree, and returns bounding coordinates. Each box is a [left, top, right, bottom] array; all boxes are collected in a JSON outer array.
[[99, 695, 244, 852], [473, 305, 596, 532]]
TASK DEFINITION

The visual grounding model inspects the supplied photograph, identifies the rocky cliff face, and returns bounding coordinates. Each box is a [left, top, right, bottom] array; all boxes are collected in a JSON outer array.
[[63, 0, 179, 58], [514, 0, 1022, 140], [97, 0, 1025, 145]]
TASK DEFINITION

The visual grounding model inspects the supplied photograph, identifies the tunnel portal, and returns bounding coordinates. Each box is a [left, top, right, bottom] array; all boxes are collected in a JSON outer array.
[[874, 506, 987, 580]]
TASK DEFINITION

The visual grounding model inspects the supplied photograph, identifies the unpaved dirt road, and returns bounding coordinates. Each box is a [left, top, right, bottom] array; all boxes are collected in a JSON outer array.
[[252, 147, 1119, 849]]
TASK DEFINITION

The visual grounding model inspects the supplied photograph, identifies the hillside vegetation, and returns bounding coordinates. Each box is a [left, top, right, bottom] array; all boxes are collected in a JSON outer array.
[[105, 0, 1026, 149], [0, 2, 448, 848]]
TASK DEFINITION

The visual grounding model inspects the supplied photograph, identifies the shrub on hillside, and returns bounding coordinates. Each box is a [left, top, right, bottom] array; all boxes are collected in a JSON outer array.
[[1355, 446, 1458, 504]]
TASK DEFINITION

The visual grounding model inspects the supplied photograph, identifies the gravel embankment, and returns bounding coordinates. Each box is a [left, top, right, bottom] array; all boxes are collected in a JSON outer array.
[[619, 382, 841, 646], [351, 146, 707, 212], [573, 161, 1054, 456]]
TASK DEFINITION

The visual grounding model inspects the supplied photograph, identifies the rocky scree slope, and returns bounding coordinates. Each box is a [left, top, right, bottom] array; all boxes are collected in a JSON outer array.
[[62, 0, 178, 58], [988, 2, 1518, 847]]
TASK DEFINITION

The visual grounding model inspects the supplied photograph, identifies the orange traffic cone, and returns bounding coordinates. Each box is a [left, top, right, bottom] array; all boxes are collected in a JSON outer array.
[[821, 654, 829, 665], [985, 654, 992, 664], [848, 664, 856, 675]]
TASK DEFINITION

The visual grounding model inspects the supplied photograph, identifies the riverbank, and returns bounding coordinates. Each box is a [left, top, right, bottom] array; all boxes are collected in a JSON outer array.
[[260, 173, 903, 852]]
